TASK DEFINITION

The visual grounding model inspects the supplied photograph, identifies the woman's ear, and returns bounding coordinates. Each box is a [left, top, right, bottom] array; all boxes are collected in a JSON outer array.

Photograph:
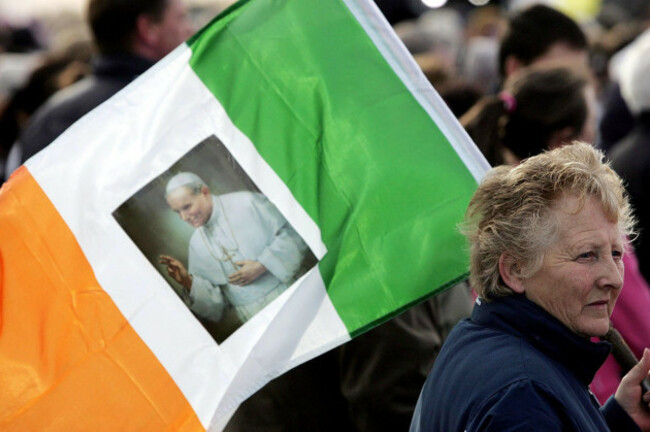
[[499, 253, 525, 294]]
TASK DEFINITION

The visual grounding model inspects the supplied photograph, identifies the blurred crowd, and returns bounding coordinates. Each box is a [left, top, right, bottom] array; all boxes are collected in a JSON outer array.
[[2, 0, 650, 430], [0, 0, 223, 179], [1, 0, 649, 178]]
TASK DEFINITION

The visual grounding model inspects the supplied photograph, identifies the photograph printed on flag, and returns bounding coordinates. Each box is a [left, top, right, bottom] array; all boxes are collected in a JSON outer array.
[[113, 135, 317, 343]]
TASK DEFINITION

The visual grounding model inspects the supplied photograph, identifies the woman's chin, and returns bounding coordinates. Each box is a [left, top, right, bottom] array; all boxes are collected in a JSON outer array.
[[573, 319, 610, 339]]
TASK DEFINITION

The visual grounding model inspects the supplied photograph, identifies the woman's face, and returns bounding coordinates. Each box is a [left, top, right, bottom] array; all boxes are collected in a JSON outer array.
[[522, 195, 624, 337]]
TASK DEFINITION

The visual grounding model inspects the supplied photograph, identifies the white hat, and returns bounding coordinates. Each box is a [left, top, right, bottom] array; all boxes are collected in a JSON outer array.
[[165, 172, 206, 196], [619, 29, 650, 115]]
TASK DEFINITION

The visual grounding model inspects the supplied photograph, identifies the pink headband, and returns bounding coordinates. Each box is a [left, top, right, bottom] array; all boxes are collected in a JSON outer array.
[[499, 92, 517, 113]]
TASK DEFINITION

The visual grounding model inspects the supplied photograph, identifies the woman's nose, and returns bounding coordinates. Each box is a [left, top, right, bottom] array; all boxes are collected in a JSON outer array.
[[599, 255, 623, 290]]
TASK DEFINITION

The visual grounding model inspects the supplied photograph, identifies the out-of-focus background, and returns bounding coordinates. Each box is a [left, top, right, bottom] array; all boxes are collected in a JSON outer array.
[[0, 0, 647, 178], [0, 0, 645, 155]]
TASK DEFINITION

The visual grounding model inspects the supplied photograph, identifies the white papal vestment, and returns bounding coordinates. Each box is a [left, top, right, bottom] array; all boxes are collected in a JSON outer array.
[[187, 192, 308, 322]]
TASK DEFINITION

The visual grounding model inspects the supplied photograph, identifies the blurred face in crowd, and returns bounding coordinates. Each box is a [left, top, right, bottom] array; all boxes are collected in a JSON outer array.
[[506, 42, 588, 79], [518, 195, 623, 338], [166, 185, 213, 228], [534, 42, 588, 70], [148, 0, 194, 59], [549, 83, 598, 149]]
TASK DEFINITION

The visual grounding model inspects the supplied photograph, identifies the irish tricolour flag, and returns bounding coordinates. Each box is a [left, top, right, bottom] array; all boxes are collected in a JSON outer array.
[[0, 0, 488, 430]]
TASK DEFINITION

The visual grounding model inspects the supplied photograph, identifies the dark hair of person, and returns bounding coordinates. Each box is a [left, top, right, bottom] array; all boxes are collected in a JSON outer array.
[[498, 5, 587, 78], [87, 0, 169, 55], [461, 66, 589, 166], [438, 80, 484, 119]]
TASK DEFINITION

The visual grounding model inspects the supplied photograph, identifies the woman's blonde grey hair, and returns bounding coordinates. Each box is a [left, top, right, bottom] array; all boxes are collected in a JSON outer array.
[[462, 141, 636, 300]]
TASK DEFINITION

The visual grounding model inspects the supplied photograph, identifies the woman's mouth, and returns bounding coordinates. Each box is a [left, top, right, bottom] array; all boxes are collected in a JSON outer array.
[[586, 300, 609, 310]]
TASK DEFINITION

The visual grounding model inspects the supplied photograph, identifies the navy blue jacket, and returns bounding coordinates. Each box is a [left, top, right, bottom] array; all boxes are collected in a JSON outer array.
[[19, 54, 153, 163], [410, 294, 640, 431]]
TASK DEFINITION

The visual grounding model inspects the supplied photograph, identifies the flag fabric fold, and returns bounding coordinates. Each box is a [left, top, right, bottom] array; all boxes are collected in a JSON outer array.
[[0, 0, 488, 430]]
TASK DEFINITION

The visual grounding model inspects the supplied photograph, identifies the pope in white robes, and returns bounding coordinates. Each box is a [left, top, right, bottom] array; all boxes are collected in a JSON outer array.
[[160, 172, 309, 323]]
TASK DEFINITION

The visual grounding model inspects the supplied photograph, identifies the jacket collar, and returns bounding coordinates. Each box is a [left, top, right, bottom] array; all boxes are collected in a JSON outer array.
[[472, 294, 611, 385], [92, 54, 155, 82]]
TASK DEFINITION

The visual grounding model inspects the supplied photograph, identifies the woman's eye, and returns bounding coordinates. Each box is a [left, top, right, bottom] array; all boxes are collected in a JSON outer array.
[[577, 252, 594, 260], [612, 250, 623, 261]]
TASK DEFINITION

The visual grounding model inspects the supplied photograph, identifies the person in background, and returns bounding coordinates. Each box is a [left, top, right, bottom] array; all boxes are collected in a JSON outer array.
[[610, 33, 650, 283], [596, 15, 650, 153], [437, 81, 483, 120], [411, 142, 650, 431], [462, 64, 594, 166], [5, 0, 194, 174], [414, 52, 483, 119], [498, 4, 588, 81], [458, 5, 504, 95], [0, 42, 92, 180]]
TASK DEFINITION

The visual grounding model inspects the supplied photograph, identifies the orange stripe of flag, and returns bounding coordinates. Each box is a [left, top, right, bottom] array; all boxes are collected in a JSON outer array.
[[0, 167, 204, 431]]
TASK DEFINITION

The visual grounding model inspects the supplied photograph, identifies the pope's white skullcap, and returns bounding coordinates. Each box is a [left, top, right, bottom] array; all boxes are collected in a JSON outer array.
[[165, 172, 206, 196], [619, 29, 650, 116]]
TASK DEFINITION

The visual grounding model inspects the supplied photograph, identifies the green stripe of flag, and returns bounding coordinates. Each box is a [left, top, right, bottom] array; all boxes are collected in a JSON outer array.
[[187, 0, 480, 335]]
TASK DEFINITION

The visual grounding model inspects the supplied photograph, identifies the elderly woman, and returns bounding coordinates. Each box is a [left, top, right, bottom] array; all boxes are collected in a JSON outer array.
[[410, 143, 650, 431], [462, 63, 650, 404]]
